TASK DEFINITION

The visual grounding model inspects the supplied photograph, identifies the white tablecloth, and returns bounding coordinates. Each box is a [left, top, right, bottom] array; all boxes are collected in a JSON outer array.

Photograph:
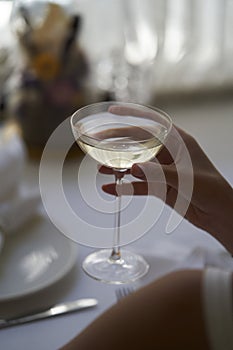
[[1, 96, 233, 350]]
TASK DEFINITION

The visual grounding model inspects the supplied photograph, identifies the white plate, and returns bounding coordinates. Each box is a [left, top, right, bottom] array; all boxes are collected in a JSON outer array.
[[0, 215, 77, 301]]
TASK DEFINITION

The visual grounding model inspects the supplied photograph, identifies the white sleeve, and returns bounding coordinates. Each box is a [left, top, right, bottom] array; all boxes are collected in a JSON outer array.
[[202, 267, 233, 350]]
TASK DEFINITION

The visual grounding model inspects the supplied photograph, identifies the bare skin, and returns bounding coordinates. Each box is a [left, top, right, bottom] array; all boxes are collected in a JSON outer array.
[[62, 270, 209, 350]]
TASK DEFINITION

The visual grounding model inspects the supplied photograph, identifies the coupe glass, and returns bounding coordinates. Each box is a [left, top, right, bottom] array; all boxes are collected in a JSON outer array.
[[70, 101, 172, 283]]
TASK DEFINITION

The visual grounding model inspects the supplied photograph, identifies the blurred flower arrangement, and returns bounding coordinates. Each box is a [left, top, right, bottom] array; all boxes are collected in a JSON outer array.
[[8, 1, 89, 149]]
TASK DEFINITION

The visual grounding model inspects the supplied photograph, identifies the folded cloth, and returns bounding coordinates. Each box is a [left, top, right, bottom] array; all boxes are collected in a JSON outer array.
[[0, 125, 26, 201], [0, 190, 41, 254], [0, 126, 41, 254], [0, 190, 41, 234]]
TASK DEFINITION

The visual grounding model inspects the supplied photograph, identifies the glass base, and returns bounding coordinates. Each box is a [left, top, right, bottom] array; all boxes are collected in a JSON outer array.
[[82, 249, 149, 284]]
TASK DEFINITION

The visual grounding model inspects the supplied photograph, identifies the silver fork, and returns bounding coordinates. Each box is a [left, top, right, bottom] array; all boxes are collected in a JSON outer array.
[[115, 286, 135, 302]]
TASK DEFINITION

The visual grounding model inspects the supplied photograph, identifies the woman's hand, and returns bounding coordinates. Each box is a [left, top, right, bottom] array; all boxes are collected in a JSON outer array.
[[100, 106, 233, 253]]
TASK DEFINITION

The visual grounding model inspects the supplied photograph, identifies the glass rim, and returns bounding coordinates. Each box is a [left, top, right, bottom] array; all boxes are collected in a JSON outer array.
[[70, 101, 173, 144]]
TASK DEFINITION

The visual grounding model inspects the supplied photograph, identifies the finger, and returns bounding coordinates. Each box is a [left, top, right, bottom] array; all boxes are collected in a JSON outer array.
[[131, 162, 178, 190], [102, 181, 149, 196], [108, 109, 189, 158], [98, 165, 114, 174], [102, 181, 190, 217], [101, 176, 181, 208], [156, 145, 174, 165], [102, 183, 117, 195], [102, 177, 169, 198]]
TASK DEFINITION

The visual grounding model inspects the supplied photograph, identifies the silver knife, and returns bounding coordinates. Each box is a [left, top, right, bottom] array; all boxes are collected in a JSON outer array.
[[0, 298, 98, 329]]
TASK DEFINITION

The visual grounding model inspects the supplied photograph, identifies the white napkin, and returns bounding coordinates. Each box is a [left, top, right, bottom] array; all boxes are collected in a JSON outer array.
[[0, 126, 26, 201], [0, 190, 41, 234], [0, 126, 41, 253]]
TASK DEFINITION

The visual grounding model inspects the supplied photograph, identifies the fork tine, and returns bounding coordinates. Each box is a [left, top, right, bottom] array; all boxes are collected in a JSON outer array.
[[115, 286, 135, 302]]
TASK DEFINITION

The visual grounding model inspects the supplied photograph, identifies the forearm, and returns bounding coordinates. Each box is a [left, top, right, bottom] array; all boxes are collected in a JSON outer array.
[[61, 271, 209, 350]]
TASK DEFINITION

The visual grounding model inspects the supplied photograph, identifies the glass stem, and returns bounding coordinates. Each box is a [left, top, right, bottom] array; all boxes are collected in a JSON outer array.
[[110, 171, 124, 261]]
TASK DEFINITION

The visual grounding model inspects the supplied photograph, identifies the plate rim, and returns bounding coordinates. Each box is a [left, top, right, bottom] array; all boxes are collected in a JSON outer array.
[[0, 233, 78, 302]]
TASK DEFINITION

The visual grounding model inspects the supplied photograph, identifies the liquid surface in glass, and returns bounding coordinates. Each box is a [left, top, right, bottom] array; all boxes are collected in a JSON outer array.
[[74, 115, 168, 170]]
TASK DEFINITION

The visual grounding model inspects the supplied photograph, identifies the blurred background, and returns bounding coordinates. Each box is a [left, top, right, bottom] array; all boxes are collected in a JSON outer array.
[[0, 0, 232, 150]]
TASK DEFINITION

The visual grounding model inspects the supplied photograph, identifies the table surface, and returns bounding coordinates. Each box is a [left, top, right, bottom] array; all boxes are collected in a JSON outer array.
[[1, 96, 233, 350]]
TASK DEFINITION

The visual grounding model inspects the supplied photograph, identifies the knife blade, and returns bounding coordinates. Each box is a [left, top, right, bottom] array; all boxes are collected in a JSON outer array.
[[0, 298, 98, 329]]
